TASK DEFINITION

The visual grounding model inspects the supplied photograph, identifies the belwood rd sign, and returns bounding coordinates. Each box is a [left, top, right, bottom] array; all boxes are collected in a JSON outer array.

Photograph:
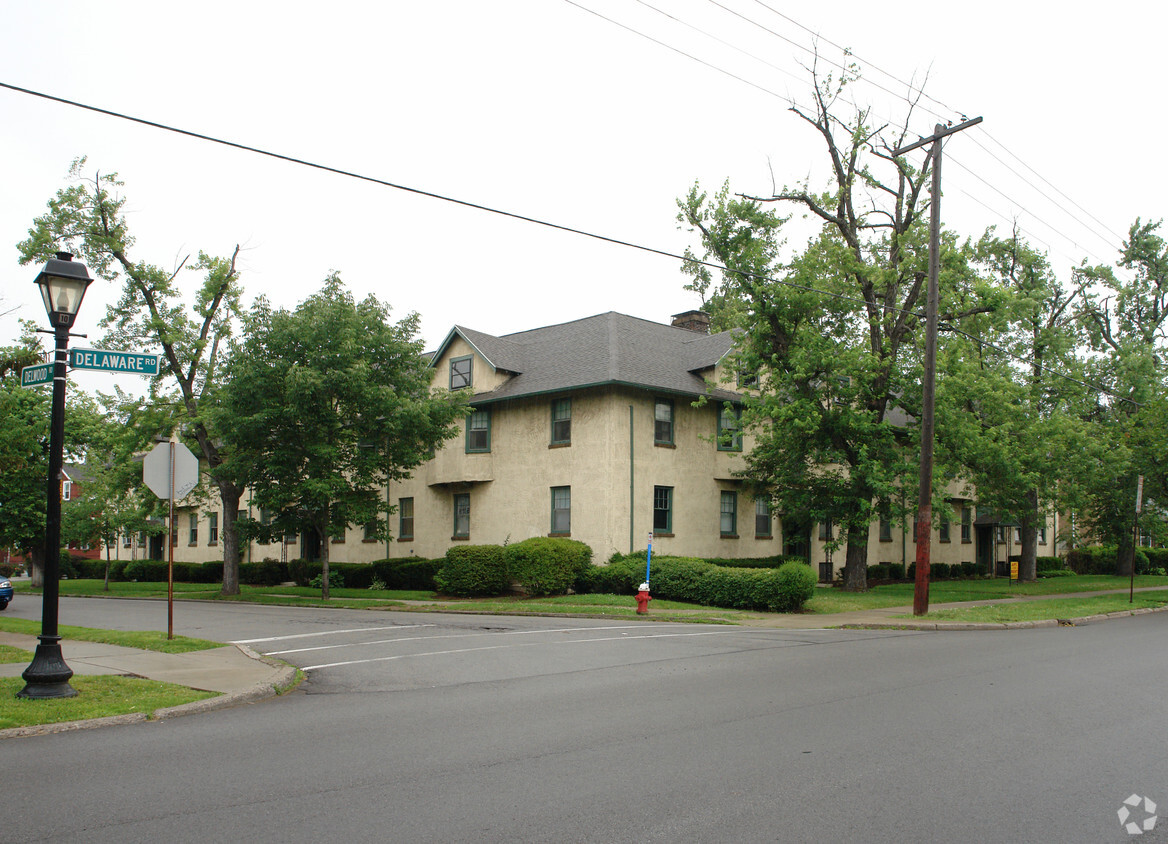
[[19, 347, 160, 388]]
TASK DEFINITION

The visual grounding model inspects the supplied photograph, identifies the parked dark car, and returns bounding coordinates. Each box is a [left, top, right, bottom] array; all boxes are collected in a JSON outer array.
[[0, 577, 13, 610]]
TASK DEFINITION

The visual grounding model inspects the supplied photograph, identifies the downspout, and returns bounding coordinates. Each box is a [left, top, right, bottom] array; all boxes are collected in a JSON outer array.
[[629, 405, 635, 554]]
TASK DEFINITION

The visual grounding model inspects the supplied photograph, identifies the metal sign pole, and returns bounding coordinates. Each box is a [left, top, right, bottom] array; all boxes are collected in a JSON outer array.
[[168, 439, 175, 640]]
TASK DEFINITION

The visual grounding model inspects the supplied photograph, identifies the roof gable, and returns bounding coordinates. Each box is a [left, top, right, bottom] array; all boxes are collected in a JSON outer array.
[[433, 311, 742, 404]]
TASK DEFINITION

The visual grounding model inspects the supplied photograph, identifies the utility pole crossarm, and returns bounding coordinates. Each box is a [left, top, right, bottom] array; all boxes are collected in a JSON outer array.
[[892, 116, 983, 157]]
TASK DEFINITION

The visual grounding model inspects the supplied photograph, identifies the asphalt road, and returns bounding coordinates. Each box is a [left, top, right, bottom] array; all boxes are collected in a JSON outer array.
[[5, 597, 1168, 843]]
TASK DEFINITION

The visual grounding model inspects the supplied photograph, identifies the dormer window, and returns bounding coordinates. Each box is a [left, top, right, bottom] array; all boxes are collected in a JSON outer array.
[[450, 356, 473, 390]]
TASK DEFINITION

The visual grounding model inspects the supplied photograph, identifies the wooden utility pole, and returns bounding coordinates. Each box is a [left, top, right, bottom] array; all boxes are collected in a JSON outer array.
[[892, 117, 982, 616]]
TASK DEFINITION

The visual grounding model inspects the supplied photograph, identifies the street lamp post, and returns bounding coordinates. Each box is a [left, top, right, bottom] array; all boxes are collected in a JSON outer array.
[[18, 252, 93, 700]]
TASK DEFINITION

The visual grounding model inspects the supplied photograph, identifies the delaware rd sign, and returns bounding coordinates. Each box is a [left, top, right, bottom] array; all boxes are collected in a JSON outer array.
[[70, 348, 160, 375]]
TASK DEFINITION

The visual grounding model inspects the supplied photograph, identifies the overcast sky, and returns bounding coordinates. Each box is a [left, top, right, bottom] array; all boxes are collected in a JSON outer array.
[[2, 1, 1161, 394]]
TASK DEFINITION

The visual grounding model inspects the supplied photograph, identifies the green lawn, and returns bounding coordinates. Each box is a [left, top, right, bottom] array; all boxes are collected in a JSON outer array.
[[906, 592, 1168, 623], [805, 575, 1168, 614], [0, 676, 216, 730], [0, 617, 222, 653]]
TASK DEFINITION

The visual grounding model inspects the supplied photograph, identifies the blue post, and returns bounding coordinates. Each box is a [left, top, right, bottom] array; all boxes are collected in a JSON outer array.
[[645, 532, 653, 585]]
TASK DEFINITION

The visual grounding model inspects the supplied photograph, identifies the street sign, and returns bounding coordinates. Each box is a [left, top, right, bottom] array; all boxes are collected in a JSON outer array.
[[20, 362, 53, 388], [70, 348, 159, 376], [143, 441, 200, 500]]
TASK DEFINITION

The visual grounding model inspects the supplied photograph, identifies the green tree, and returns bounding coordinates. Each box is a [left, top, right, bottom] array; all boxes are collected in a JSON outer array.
[[60, 389, 170, 588], [678, 67, 989, 590], [17, 159, 248, 593], [938, 228, 1093, 580], [1074, 218, 1168, 572], [0, 330, 104, 585], [216, 274, 465, 598]]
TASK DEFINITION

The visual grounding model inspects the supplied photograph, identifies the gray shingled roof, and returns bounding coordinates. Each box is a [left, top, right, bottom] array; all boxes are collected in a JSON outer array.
[[435, 312, 743, 404]]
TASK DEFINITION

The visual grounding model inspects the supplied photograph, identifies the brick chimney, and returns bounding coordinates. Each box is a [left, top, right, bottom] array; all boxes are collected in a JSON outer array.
[[670, 310, 711, 334]]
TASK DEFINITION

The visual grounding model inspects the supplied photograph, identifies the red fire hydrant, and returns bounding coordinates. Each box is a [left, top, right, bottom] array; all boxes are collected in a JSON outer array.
[[634, 582, 651, 614]]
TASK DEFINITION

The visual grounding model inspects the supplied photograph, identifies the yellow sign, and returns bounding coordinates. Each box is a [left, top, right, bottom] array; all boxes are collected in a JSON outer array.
[[1010, 560, 1019, 581]]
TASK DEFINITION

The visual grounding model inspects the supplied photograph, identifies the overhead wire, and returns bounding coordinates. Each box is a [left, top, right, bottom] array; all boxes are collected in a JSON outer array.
[[0, 78, 1134, 407], [606, 0, 1129, 275]]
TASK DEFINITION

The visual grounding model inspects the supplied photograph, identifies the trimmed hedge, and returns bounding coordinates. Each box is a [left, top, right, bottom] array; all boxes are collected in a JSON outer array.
[[436, 545, 509, 597], [576, 555, 816, 613], [504, 537, 593, 597], [1065, 546, 1132, 575], [371, 558, 441, 591]]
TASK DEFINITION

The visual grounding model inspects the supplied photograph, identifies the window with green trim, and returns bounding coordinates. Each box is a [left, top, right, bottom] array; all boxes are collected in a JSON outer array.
[[551, 398, 571, 445], [755, 498, 772, 538], [819, 517, 833, 541], [879, 517, 892, 542], [466, 409, 490, 452], [653, 486, 673, 534], [450, 355, 473, 390], [939, 515, 951, 542], [363, 519, 377, 541], [720, 491, 737, 537], [654, 398, 674, 445], [188, 513, 198, 545], [717, 404, 742, 451], [399, 497, 414, 540], [453, 493, 470, 538], [550, 486, 571, 534], [208, 511, 219, 544], [961, 506, 972, 542]]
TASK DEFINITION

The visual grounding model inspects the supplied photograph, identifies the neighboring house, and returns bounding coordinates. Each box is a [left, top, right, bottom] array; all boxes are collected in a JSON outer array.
[[111, 310, 1056, 578], [3, 463, 102, 567]]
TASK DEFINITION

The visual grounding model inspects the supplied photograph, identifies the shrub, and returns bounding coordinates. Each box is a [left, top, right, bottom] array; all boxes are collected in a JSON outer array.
[[647, 557, 711, 604], [371, 558, 442, 590], [576, 557, 641, 594], [504, 537, 593, 596], [239, 559, 287, 586], [1037, 569, 1076, 578], [1066, 546, 1118, 575], [124, 559, 169, 582], [931, 563, 951, 580], [436, 545, 509, 596], [706, 555, 806, 570], [1036, 556, 1064, 573], [960, 561, 977, 578], [762, 560, 817, 612], [310, 571, 344, 590], [889, 563, 906, 580], [287, 558, 315, 587], [868, 563, 891, 581]]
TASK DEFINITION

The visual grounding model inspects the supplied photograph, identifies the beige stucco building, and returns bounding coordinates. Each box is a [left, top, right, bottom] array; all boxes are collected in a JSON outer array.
[[114, 310, 1055, 578]]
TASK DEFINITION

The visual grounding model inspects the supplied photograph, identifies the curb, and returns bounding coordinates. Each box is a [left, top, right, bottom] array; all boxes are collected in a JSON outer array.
[[841, 603, 1168, 631], [0, 645, 301, 740], [151, 645, 301, 721]]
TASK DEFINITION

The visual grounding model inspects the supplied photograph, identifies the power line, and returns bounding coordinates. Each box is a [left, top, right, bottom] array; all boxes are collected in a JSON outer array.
[[601, 0, 1130, 276], [0, 80, 1133, 407]]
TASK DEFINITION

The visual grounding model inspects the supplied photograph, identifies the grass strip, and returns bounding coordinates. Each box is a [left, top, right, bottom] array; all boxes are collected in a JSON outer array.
[[0, 644, 33, 664], [0, 675, 216, 730], [906, 593, 1168, 623], [0, 617, 221, 654]]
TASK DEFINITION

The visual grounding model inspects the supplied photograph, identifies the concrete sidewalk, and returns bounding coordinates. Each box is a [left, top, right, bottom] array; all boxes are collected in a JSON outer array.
[[0, 632, 299, 739]]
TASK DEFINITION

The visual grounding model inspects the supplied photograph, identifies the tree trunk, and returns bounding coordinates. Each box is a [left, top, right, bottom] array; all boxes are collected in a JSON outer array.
[[1116, 531, 1134, 577], [842, 522, 870, 591], [216, 480, 244, 596], [28, 546, 44, 589], [1018, 489, 1039, 582]]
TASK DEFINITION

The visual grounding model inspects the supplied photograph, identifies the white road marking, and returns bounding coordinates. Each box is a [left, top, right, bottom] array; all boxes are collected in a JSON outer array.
[[232, 624, 432, 644], [264, 624, 653, 655], [301, 628, 729, 671]]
